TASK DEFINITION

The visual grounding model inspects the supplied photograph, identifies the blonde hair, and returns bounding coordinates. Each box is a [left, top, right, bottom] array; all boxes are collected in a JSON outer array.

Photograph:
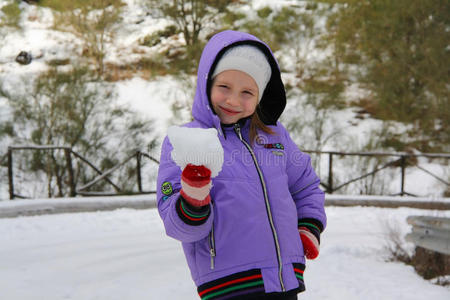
[[249, 107, 274, 145]]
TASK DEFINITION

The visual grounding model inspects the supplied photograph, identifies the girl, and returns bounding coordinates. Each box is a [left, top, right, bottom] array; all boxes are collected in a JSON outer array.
[[157, 30, 326, 300]]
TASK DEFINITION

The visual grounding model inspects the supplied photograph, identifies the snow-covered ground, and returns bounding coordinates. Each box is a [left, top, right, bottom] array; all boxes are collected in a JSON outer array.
[[1, 3, 448, 299], [0, 204, 449, 300]]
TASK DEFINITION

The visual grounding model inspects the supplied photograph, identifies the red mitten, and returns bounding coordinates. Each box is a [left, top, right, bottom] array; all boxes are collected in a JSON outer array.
[[180, 164, 212, 207], [299, 227, 320, 260]]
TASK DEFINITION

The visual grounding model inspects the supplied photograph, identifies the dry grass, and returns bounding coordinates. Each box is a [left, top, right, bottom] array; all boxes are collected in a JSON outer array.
[[103, 57, 169, 82], [383, 219, 412, 264], [411, 247, 450, 281]]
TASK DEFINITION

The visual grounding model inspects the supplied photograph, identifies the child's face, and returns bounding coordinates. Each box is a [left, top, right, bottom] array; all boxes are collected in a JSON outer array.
[[210, 70, 258, 124]]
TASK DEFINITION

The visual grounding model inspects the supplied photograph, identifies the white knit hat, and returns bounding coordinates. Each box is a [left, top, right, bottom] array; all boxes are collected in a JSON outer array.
[[211, 45, 272, 101]]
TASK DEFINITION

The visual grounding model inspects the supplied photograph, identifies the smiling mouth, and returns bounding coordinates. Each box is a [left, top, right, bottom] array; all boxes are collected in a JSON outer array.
[[219, 106, 241, 115]]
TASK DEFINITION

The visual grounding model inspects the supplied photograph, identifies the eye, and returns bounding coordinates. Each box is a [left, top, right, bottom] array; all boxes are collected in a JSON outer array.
[[242, 90, 254, 96], [217, 84, 229, 89]]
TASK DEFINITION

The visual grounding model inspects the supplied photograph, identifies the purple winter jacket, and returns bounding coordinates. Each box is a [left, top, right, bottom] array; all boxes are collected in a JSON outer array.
[[157, 30, 326, 296]]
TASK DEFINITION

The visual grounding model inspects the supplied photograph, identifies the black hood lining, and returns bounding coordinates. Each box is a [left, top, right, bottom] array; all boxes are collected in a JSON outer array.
[[206, 40, 286, 126]]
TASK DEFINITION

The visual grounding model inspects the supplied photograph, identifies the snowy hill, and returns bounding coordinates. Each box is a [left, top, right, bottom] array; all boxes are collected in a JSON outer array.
[[0, 0, 448, 201]]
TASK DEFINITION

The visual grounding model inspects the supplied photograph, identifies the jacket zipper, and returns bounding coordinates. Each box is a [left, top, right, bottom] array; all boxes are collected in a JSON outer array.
[[209, 201, 216, 270], [234, 123, 286, 292]]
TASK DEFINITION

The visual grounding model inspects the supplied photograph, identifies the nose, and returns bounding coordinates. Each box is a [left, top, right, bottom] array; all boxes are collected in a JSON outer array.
[[225, 92, 240, 107]]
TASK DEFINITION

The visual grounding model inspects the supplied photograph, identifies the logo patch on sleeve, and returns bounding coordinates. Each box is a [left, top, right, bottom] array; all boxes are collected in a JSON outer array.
[[161, 181, 173, 196]]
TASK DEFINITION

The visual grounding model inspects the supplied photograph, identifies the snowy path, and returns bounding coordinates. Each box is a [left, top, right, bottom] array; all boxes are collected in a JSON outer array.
[[0, 207, 449, 300]]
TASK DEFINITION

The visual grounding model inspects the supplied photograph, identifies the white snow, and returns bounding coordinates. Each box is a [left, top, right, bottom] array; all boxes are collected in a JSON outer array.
[[0, 204, 449, 299], [0, 2, 448, 298], [167, 126, 224, 177], [0, 194, 155, 209], [1, 194, 448, 219], [115, 76, 193, 137], [325, 194, 450, 203], [0, 194, 156, 218], [405, 161, 449, 197]]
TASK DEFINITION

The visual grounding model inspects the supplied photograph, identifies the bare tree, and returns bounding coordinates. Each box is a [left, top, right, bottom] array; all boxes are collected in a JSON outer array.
[[145, 0, 243, 46], [51, 0, 124, 77]]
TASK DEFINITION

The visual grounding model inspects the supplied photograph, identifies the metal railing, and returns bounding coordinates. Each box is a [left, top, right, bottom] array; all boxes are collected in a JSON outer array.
[[6, 145, 159, 199], [303, 150, 450, 196], [4, 146, 450, 200], [406, 216, 450, 255]]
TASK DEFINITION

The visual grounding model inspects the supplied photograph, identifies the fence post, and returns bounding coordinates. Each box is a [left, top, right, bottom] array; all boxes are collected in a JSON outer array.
[[400, 155, 406, 196], [136, 151, 143, 193], [328, 153, 333, 194], [65, 148, 76, 197], [8, 147, 14, 200]]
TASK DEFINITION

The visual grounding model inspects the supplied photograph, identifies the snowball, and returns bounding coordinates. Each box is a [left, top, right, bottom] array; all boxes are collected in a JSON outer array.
[[167, 126, 224, 178]]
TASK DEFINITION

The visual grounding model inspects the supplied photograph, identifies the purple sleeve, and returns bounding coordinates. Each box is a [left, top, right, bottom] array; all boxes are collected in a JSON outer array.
[[156, 136, 214, 243], [281, 126, 327, 231]]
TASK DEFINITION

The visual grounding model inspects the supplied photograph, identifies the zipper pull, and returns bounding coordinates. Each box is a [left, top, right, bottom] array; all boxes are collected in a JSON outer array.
[[234, 123, 243, 141], [210, 248, 216, 270]]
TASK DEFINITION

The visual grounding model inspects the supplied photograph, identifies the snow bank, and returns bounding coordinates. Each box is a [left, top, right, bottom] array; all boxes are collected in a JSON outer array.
[[0, 206, 448, 299], [0, 194, 157, 218]]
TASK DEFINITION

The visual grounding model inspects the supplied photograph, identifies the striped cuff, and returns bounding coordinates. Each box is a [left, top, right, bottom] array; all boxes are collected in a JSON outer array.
[[293, 263, 306, 292], [197, 269, 265, 300], [176, 196, 211, 226], [298, 218, 323, 244]]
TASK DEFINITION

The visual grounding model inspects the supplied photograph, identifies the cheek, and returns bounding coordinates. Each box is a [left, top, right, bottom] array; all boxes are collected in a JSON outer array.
[[243, 99, 257, 114], [210, 89, 223, 107]]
